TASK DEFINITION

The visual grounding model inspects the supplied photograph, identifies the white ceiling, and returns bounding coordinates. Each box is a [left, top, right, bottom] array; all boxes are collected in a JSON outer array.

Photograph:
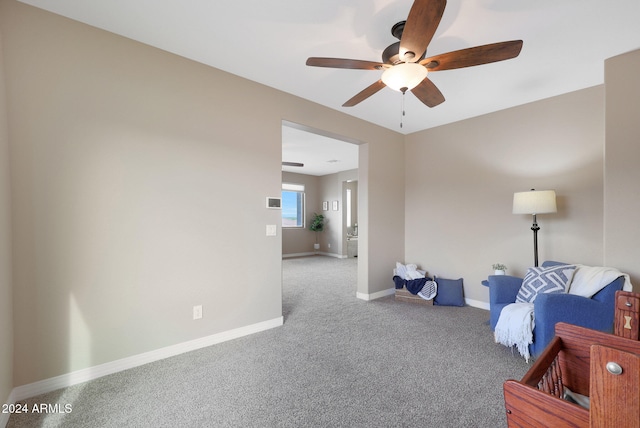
[[282, 124, 359, 176], [17, 0, 640, 173], [18, 0, 640, 135]]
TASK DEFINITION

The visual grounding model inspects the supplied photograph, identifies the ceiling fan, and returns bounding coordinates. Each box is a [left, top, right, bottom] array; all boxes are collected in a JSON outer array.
[[306, 0, 523, 108]]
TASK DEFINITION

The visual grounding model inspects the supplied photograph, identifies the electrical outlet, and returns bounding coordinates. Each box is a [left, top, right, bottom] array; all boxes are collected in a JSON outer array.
[[193, 305, 202, 320]]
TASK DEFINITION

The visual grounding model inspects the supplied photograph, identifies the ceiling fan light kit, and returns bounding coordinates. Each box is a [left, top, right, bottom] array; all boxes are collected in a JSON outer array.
[[305, 0, 523, 111], [381, 63, 428, 93]]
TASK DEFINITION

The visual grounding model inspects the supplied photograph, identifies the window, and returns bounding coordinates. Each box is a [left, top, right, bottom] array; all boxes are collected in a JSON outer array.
[[346, 188, 352, 228], [282, 183, 305, 228]]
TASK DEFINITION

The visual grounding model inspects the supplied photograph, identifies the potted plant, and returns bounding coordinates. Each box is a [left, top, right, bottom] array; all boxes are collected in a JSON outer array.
[[492, 263, 507, 275], [309, 213, 325, 251]]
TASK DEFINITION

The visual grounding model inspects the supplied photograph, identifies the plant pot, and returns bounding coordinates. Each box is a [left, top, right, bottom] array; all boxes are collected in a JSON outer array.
[[495, 270, 505, 275], [314, 243, 320, 250]]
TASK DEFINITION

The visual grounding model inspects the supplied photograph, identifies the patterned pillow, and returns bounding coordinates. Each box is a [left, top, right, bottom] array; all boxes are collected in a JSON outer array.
[[516, 265, 577, 303]]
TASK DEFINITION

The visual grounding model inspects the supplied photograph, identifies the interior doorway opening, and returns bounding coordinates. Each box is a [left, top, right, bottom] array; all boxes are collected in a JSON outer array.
[[281, 121, 360, 260]]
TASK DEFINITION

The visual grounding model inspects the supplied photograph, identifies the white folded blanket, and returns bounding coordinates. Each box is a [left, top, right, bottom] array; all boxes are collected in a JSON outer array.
[[395, 262, 425, 280], [569, 265, 633, 297], [494, 303, 535, 362]]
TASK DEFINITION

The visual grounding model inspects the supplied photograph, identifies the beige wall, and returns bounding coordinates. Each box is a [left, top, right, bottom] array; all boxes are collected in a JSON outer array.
[[319, 169, 358, 257], [362, 140, 405, 294], [0, 27, 14, 407], [604, 49, 640, 286], [405, 87, 606, 303], [1, 0, 404, 387]]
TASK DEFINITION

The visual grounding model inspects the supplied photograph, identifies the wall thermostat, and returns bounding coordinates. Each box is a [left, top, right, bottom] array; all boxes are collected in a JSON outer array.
[[266, 197, 281, 209]]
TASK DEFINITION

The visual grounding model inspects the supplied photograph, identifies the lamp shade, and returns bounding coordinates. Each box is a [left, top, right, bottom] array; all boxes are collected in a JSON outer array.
[[381, 63, 428, 92], [512, 190, 557, 215]]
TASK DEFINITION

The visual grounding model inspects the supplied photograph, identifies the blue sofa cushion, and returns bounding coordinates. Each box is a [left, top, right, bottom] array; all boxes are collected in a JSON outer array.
[[515, 264, 576, 303], [434, 278, 464, 307]]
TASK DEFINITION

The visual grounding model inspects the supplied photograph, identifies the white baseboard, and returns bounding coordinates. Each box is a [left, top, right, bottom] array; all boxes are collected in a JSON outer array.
[[356, 287, 395, 301], [282, 252, 316, 258], [465, 298, 490, 310], [282, 252, 348, 259], [355, 288, 490, 311], [8, 316, 283, 403], [318, 251, 347, 259]]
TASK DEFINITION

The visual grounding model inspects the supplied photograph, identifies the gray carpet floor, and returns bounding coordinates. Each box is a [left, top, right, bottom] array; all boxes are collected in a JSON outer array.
[[8, 256, 530, 427]]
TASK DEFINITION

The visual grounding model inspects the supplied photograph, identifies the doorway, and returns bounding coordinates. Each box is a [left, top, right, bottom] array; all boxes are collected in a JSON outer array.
[[281, 121, 360, 259]]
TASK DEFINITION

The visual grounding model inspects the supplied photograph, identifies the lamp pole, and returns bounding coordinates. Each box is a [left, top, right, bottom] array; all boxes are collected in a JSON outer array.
[[531, 214, 540, 267]]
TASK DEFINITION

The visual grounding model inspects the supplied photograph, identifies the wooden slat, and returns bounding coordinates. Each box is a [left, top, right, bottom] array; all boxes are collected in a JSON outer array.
[[305, 57, 384, 70], [421, 40, 523, 71], [520, 336, 563, 386], [411, 77, 445, 107], [399, 0, 446, 62], [342, 80, 385, 107], [394, 288, 433, 305]]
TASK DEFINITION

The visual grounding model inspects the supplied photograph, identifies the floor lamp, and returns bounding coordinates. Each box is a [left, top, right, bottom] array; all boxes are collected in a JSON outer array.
[[513, 189, 557, 267]]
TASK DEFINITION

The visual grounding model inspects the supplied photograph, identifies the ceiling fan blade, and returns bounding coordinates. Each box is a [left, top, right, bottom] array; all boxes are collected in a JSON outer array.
[[399, 0, 447, 62], [306, 57, 385, 70], [343, 80, 386, 107], [420, 40, 523, 71], [411, 77, 445, 107], [282, 162, 304, 167]]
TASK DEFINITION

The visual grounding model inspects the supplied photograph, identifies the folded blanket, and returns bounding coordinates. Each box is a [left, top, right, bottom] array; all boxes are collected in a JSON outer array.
[[569, 265, 633, 298], [405, 277, 428, 294], [395, 262, 426, 280], [494, 303, 535, 362], [392, 276, 429, 294]]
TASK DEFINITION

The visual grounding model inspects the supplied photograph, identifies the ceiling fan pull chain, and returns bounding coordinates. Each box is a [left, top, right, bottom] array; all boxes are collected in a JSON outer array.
[[400, 91, 406, 128]]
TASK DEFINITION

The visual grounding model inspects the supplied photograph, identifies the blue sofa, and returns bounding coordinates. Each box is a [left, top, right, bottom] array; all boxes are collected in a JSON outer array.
[[488, 261, 626, 357]]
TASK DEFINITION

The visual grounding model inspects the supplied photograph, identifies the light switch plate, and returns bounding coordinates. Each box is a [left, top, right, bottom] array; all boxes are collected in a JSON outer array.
[[266, 225, 277, 236]]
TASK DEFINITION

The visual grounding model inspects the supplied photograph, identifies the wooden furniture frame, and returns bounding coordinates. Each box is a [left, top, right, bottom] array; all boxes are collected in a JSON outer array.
[[503, 321, 640, 427], [615, 290, 639, 340]]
